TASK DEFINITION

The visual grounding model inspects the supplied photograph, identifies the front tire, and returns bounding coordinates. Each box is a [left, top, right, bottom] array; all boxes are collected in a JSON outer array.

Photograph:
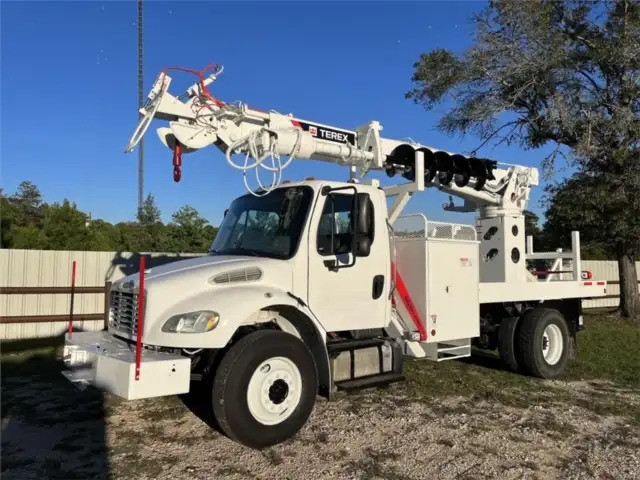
[[212, 330, 318, 449], [516, 308, 570, 379]]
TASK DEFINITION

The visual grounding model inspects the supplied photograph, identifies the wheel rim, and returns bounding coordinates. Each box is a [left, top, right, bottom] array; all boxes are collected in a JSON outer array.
[[541, 324, 563, 365], [246, 356, 302, 426]]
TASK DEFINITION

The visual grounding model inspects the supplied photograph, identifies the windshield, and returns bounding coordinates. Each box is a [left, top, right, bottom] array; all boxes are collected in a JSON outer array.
[[210, 186, 313, 259]]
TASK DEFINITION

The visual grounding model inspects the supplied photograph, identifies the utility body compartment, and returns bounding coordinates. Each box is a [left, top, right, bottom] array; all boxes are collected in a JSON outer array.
[[393, 215, 480, 343]]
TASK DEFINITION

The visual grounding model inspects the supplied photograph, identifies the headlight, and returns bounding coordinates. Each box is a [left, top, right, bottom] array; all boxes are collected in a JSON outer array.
[[162, 311, 219, 333]]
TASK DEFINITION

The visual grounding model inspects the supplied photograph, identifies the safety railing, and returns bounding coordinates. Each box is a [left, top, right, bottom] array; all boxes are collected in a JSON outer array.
[[392, 213, 477, 242], [526, 232, 582, 282]]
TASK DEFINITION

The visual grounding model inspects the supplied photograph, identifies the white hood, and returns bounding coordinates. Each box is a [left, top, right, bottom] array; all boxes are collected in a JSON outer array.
[[115, 255, 264, 287], [109, 254, 296, 348]]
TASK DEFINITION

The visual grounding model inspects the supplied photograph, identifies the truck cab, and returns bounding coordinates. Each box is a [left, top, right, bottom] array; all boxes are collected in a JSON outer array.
[[107, 180, 391, 349]]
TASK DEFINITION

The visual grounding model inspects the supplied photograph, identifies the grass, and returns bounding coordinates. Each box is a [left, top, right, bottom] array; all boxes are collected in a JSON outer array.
[[400, 311, 640, 423], [567, 311, 640, 387]]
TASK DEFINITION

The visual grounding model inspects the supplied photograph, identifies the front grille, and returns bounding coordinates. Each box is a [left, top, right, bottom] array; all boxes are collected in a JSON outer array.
[[109, 290, 141, 336]]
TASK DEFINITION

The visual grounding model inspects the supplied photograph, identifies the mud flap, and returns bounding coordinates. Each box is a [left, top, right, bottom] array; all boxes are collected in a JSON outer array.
[[498, 316, 519, 372]]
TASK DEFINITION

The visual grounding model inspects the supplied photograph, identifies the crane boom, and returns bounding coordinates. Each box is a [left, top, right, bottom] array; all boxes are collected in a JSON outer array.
[[125, 66, 538, 213]]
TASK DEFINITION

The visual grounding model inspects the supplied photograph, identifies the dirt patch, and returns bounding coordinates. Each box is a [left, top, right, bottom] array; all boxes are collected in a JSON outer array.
[[4, 373, 638, 480], [3, 324, 639, 480]]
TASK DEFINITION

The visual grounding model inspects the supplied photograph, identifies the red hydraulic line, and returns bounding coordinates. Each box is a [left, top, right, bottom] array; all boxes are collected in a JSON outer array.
[[68, 260, 77, 338], [391, 263, 428, 342], [135, 255, 147, 381]]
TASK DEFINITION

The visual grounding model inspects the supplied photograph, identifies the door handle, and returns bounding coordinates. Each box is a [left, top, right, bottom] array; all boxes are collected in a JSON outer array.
[[323, 259, 338, 272], [372, 275, 384, 299]]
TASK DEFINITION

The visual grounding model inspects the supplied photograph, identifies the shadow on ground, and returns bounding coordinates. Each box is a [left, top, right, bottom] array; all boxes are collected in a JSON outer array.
[[1, 338, 109, 480], [178, 379, 224, 435]]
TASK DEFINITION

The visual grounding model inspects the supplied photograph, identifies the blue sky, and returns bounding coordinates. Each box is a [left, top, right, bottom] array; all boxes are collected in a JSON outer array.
[[2, 1, 559, 226]]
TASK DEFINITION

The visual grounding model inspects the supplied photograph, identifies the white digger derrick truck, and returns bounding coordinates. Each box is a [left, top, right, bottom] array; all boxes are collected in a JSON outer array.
[[63, 65, 607, 448]]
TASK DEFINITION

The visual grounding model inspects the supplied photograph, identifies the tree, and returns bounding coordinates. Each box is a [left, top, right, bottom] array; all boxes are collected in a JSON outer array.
[[523, 210, 544, 246], [544, 172, 640, 317], [1, 181, 45, 248], [37, 200, 95, 250], [137, 193, 162, 225], [11, 181, 44, 226], [406, 0, 640, 317], [172, 205, 208, 230], [170, 205, 213, 252], [87, 220, 121, 251], [1, 181, 218, 253]]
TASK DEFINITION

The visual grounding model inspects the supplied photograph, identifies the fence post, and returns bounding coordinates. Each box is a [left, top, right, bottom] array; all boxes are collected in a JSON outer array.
[[103, 281, 112, 330], [68, 260, 77, 338]]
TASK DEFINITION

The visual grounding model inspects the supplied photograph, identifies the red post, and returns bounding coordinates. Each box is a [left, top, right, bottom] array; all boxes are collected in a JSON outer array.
[[68, 260, 77, 338], [135, 256, 146, 381], [391, 263, 428, 341]]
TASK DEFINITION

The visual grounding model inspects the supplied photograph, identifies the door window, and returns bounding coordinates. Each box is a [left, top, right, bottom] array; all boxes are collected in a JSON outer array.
[[317, 193, 373, 256]]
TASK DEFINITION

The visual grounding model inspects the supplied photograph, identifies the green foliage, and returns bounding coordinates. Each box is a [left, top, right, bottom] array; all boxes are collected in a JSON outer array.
[[136, 194, 162, 225], [523, 209, 542, 241], [170, 205, 217, 252], [407, 0, 640, 170], [1, 182, 217, 253], [543, 172, 640, 257]]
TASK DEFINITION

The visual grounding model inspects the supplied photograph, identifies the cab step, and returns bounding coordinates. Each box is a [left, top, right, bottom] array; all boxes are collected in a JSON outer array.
[[327, 337, 393, 354], [335, 372, 405, 391]]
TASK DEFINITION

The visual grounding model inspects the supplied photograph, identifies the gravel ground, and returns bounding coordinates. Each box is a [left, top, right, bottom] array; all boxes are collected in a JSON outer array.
[[2, 361, 639, 480]]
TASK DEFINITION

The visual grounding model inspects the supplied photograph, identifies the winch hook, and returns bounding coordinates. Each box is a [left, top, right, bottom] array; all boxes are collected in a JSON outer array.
[[172, 143, 183, 182]]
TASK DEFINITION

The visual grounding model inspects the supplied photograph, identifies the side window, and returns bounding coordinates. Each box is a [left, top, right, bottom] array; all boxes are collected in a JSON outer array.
[[317, 193, 374, 256]]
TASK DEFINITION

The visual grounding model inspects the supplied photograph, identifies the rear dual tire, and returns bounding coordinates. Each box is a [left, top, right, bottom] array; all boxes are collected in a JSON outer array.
[[212, 330, 318, 449], [515, 308, 570, 379]]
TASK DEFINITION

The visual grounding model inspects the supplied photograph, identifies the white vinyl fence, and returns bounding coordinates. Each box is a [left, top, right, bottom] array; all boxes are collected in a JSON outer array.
[[581, 260, 640, 309], [1, 250, 637, 340], [0, 249, 203, 340]]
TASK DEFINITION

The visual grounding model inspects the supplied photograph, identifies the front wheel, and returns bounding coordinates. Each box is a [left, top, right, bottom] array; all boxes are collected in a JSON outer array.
[[516, 308, 570, 379], [212, 330, 318, 449]]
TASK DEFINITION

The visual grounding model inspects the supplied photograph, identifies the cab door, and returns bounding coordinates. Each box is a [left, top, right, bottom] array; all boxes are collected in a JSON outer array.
[[306, 186, 389, 332]]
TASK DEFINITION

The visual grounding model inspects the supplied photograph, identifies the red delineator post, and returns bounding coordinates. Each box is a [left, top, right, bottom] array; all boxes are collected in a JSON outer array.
[[68, 260, 77, 338], [135, 255, 146, 381]]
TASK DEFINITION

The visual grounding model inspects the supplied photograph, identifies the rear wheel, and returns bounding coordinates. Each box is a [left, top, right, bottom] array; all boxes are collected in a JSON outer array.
[[516, 308, 569, 379], [212, 330, 318, 449]]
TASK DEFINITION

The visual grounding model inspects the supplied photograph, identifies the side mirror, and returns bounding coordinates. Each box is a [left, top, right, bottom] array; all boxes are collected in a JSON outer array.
[[355, 236, 371, 257], [352, 193, 371, 257], [354, 193, 371, 235]]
